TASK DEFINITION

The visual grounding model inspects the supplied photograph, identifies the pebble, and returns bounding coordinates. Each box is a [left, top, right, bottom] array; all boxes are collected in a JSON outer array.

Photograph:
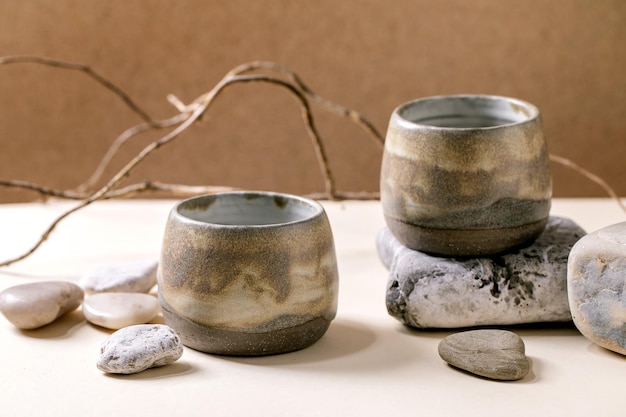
[[438, 329, 530, 381], [378, 216, 585, 328], [97, 324, 183, 374], [0, 281, 84, 329], [82, 292, 160, 329], [568, 221, 626, 355], [79, 259, 158, 295]]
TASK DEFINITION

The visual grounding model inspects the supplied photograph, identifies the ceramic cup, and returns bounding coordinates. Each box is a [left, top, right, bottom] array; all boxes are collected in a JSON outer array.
[[381, 95, 552, 256], [158, 191, 339, 356]]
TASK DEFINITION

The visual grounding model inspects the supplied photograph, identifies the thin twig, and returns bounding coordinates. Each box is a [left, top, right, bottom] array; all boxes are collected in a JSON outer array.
[[76, 112, 190, 192], [94, 73, 337, 200], [228, 61, 385, 148], [0, 55, 157, 126], [102, 181, 237, 199], [0, 55, 171, 194], [0, 178, 237, 201], [77, 61, 371, 191], [550, 154, 626, 213], [0, 179, 84, 200]]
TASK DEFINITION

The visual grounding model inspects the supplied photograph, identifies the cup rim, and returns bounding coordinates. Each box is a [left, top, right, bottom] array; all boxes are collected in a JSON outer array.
[[393, 94, 540, 131], [171, 190, 325, 229]]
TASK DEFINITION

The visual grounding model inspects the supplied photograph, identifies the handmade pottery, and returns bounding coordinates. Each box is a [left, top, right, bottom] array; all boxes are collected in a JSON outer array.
[[158, 191, 339, 356], [380, 95, 552, 256]]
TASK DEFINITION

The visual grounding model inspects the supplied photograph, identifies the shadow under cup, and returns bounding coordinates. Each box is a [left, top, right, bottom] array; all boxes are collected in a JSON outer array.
[[381, 95, 552, 257], [158, 191, 339, 356]]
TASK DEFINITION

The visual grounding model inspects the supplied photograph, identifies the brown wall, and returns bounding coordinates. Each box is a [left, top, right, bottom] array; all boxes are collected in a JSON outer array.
[[0, 0, 624, 202]]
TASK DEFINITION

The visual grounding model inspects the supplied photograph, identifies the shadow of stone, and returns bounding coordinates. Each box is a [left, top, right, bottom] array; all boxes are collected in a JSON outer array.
[[101, 360, 196, 380], [17, 309, 86, 339], [210, 318, 378, 369]]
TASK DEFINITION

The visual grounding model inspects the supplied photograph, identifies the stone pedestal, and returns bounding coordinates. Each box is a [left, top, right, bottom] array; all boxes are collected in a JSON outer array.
[[377, 216, 585, 329]]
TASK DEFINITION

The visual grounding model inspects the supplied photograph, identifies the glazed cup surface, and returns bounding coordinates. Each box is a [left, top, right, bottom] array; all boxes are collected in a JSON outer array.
[[158, 191, 339, 356], [381, 95, 552, 256]]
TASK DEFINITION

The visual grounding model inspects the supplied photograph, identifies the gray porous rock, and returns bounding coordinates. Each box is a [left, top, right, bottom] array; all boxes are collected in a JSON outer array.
[[80, 259, 158, 295], [97, 324, 183, 374], [377, 216, 585, 328], [438, 329, 530, 381], [0, 281, 84, 329], [568, 221, 626, 355]]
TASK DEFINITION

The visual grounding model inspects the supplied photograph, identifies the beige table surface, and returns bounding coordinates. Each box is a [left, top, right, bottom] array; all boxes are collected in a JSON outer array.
[[0, 198, 624, 417]]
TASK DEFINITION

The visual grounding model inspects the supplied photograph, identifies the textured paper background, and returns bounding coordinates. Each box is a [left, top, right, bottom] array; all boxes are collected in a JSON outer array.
[[0, 0, 624, 202]]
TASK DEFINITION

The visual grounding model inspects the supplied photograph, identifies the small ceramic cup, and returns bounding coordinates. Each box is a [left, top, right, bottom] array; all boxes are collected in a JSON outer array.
[[381, 95, 552, 256], [158, 191, 339, 356]]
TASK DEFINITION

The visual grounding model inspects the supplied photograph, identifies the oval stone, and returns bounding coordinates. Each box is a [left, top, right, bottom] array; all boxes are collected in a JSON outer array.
[[568, 221, 626, 355], [82, 292, 160, 329], [438, 329, 530, 381], [97, 324, 183, 374], [0, 281, 84, 329], [79, 259, 158, 295]]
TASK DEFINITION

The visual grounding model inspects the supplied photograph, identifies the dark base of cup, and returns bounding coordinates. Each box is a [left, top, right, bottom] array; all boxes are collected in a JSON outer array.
[[384, 216, 549, 257], [159, 298, 331, 356]]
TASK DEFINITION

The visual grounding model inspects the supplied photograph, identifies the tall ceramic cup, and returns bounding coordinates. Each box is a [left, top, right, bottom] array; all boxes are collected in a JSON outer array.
[[381, 95, 552, 256], [158, 191, 339, 356]]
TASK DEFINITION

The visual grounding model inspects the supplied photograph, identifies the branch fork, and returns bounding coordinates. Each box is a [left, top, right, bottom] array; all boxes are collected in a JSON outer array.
[[0, 56, 622, 267]]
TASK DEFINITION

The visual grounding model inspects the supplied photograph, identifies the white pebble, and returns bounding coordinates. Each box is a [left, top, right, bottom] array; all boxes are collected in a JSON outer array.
[[82, 292, 160, 329], [97, 324, 183, 374], [79, 259, 158, 295], [0, 281, 84, 329]]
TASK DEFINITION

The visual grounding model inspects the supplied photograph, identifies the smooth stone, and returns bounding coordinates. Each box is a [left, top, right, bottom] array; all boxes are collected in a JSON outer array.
[[82, 292, 160, 329], [0, 281, 84, 329], [438, 329, 530, 380], [568, 221, 626, 355], [378, 216, 585, 328], [79, 259, 158, 295], [97, 324, 183, 374]]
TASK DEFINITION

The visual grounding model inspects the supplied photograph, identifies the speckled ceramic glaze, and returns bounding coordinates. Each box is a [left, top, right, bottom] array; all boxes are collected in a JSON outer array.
[[158, 191, 339, 356], [381, 95, 552, 256]]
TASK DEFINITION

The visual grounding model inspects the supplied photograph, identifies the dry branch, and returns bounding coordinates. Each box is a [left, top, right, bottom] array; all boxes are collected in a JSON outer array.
[[550, 154, 626, 213], [0, 55, 156, 126], [76, 112, 190, 193], [0, 56, 623, 268], [228, 61, 385, 148], [0, 69, 342, 267], [73, 60, 382, 193]]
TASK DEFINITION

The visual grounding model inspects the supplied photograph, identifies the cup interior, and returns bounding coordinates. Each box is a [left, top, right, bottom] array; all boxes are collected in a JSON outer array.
[[176, 192, 322, 226], [397, 95, 538, 129]]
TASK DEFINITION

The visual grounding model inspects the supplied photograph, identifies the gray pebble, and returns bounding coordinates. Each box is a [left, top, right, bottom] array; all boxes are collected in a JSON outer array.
[[378, 216, 585, 328], [0, 281, 84, 329], [568, 221, 626, 355], [97, 324, 183, 374], [80, 259, 158, 295], [438, 329, 530, 381]]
